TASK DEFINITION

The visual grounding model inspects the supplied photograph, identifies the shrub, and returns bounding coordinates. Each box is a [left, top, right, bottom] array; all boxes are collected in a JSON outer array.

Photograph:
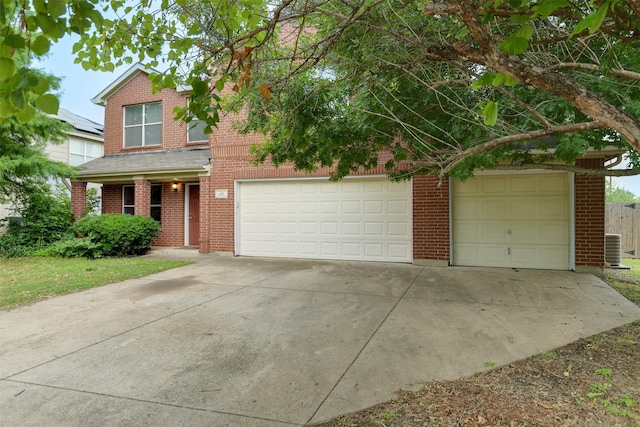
[[71, 214, 160, 257], [0, 190, 74, 257], [33, 236, 103, 259]]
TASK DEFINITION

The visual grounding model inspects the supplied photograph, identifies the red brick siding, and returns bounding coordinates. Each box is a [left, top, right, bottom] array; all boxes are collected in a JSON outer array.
[[70, 181, 87, 221], [206, 109, 419, 253], [199, 177, 211, 253], [134, 179, 151, 217], [101, 185, 122, 214], [152, 182, 188, 246], [574, 158, 605, 267], [102, 72, 208, 155], [413, 175, 450, 261]]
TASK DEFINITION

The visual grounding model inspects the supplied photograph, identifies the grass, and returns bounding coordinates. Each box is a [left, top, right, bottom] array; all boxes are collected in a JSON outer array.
[[0, 257, 192, 309], [606, 258, 640, 306]]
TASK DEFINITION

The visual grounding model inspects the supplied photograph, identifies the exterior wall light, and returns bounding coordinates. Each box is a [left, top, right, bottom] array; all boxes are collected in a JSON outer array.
[[172, 183, 178, 192]]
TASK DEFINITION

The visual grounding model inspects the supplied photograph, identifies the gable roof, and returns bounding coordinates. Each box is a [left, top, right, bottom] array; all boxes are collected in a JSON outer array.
[[91, 63, 192, 106], [91, 63, 158, 106], [76, 148, 210, 183]]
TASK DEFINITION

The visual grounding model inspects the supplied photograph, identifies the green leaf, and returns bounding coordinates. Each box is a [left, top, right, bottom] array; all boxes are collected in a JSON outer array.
[[35, 93, 59, 114], [16, 105, 35, 123], [510, 14, 531, 24], [10, 89, 26, 109], [571, 2, 609, 36], [589, 3, 609, 33], [472, 72, 496, 89], [3, 34, 26, 48], [31, 35, 51, 55], [499, 25, 534, 54], [534, 0, 569, 17], [0, 57, 16, 80], [36, 13, 56, 33], [191, 79, 208, 95], [32, 77, 50, 95], [48, 0, 67, 17], [499, 37, 529, 54], [480, 101, 498, 126]]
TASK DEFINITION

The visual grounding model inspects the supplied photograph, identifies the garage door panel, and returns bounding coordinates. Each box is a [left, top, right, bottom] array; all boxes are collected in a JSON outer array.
[[342, 200, 361, 214], [482, 223, 507, 242], [320, 222, 338, 235], [454, 173, 570, 270], [540, 197, 568, 217], [540, 223, 569, 244], [389, 222, 409, 237], [364, 222, 384, 236], [455, 199, 481, 219], [510, 176, 537, 193], [482, 200, 508, 219], [238, 178, 412, 262], [455, 244, 509, 267], [539, 174, 568, 192], [483, 176, 508, 193]]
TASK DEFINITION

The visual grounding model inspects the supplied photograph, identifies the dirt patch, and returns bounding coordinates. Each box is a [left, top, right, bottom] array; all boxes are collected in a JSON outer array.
[[313, 275, 640, 427]]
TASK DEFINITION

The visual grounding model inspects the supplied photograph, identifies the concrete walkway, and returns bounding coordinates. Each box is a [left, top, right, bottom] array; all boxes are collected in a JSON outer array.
[[1, 252, 639, 426]]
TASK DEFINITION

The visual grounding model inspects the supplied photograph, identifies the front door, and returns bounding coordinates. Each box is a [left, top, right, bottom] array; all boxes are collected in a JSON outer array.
[[188, 185, 200, 246]]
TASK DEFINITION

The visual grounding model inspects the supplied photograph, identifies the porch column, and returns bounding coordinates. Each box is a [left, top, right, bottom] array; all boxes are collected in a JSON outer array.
[[133, 177, 151, 217], [574, 158, 606, 272], [71, 180, 87, 221], [198, 175, 211, 253]]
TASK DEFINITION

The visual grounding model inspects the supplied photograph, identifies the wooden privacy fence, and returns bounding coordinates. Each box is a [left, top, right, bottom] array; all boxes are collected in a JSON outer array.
[[605, 202, 639, 259]]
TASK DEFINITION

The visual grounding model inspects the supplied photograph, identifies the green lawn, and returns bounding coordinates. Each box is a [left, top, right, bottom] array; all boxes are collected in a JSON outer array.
[[0, 257, 192, 309], [606, 258, 640, 306]]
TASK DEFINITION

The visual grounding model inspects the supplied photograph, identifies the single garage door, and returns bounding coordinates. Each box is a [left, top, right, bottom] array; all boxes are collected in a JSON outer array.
[[453, 172, 570, 270], [237, 178, 412, 262]]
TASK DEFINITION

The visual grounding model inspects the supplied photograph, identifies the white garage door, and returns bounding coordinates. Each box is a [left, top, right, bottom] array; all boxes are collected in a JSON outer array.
[[453, 172, 570, 270], [237, 178, 412, 262]]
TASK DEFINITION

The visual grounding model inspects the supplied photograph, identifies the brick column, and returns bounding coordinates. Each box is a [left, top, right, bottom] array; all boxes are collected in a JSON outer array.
[[70, 181, 87, 221], [574, 158, 605, 272], [134, 178, 151, 217], [199, 175, 211, 253], [413, 174, 450, 265]]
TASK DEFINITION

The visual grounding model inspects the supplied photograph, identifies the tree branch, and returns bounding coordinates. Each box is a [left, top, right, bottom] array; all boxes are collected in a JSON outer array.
[[546, 63, 640, 81], [491, 163, 640, 176], [439, 121, 606, 174]]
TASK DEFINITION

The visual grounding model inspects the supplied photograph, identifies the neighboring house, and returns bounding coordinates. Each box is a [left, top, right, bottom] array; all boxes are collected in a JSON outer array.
[[72, 63, 614, 274], [0, 109, 104, 221]]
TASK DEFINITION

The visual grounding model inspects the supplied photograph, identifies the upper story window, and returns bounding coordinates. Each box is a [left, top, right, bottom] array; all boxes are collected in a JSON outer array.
[[69, 140, 102, 166], [187, 119, 209, 143], [124, 102, 162, 147]]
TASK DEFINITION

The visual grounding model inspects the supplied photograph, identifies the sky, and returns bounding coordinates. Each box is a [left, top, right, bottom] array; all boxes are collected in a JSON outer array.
[[38, 36, 640, 197]]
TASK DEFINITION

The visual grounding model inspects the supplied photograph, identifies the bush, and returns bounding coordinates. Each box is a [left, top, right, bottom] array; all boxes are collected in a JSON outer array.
[[0, 190, 74, 257], [33, 236, 103, 259], [71, 214, 160, 257]]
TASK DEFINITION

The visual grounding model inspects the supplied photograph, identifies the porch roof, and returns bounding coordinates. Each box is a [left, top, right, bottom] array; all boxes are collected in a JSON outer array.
[[75, 148, 211, 183]]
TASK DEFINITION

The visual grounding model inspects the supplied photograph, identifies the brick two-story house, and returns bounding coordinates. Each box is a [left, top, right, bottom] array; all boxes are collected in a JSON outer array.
[[72, 63, 612, 273]]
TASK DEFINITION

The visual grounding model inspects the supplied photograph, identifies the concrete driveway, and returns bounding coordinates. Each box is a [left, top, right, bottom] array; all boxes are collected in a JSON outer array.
[[1, 253, 639, 426]]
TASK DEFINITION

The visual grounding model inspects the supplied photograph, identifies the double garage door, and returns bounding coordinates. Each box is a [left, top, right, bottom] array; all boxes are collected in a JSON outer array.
[[452, 172, 570, 270], [237, 178, 412, 262]]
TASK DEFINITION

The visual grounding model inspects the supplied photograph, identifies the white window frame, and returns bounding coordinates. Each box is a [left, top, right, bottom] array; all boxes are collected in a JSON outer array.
[[187, 118, 209, 143], [123, 185, 135, 215], [150, 184, 162, 223], [123, 102, 162, 147], [69, 140, 102, 166]]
